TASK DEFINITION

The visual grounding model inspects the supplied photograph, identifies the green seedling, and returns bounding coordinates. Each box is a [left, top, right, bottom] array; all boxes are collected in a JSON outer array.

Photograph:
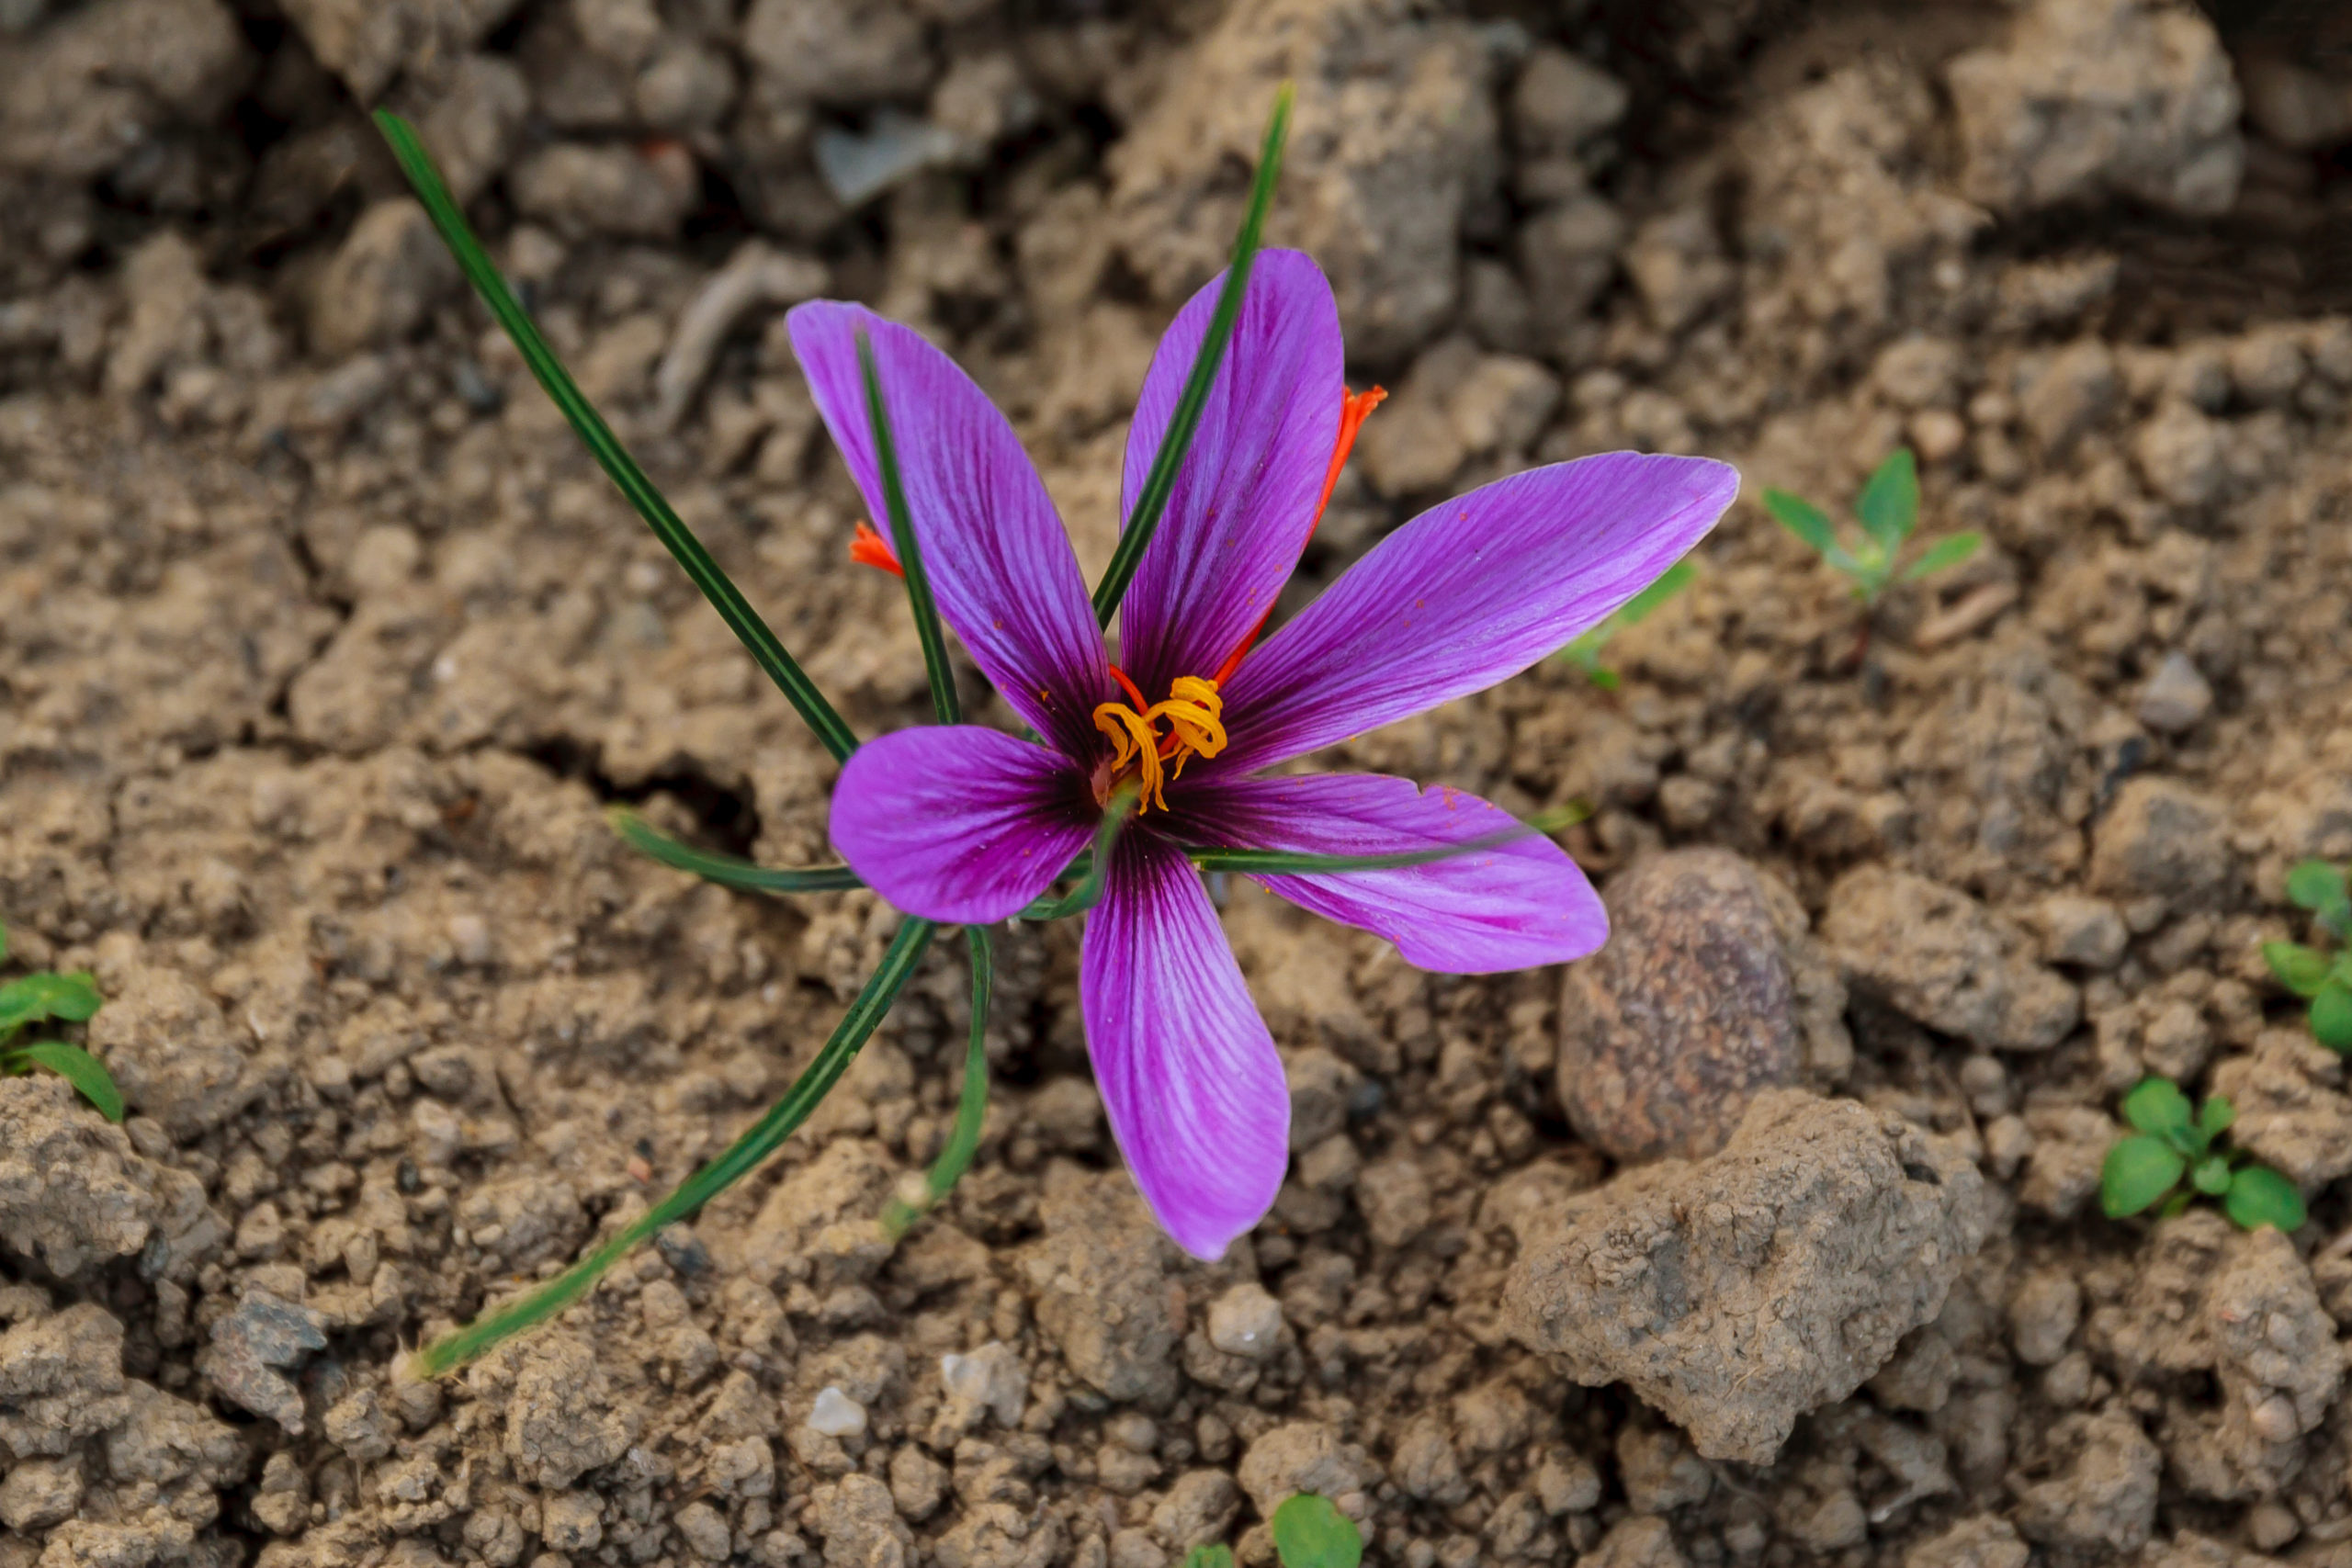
[[1180, 1495, 1362, 1568], [1559, 558, 1696, 689], [2101, 1077, 2302, 1232], [1762, 448, 1982, 605], [2262, 859, 2352, 1051], [0, 921, 123, 1122]]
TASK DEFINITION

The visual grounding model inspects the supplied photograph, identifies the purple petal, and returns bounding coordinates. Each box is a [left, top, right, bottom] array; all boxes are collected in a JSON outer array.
[[1080, 833, 1287, 1259], [1213, 454, 1739, 773], [831, 726, 1096, 924], [1181, 773, 1606, 973], [789, 302, 1111, 756], [1116, 251, 1343, 696]]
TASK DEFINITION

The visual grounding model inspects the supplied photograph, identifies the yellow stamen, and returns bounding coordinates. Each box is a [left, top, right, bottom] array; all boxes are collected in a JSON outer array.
[[1091, 674, 1229, 813]]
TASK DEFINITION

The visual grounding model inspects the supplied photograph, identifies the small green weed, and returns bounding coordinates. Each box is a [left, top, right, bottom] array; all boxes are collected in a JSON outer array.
[[2262, 859, 2352, 1051], [1762, 448, 1982, 605], [2100, 1077, 2301, 1232], [1559, 558, 1696, 689], [1180, 1495, 1363, 1568], [0, 920, 123, 1122]]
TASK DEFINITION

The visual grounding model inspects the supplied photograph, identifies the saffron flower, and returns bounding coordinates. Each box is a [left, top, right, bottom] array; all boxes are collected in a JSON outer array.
[[791, 254, 1736, 1259]]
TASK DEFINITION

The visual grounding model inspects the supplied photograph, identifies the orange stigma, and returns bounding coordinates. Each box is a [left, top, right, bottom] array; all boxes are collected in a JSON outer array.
[[1093, 669, 1227, 813], [1210, 384, 1385, 685], [849, 520, 904, 578]]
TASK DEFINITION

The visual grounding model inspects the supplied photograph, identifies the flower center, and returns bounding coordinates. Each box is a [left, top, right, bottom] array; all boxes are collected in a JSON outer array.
[[1092, 668, 1227, 814]]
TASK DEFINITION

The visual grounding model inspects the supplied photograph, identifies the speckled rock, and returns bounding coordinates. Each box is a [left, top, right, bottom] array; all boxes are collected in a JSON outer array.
[[1503, 1090, 1986, 1463], [1560, 849, 1848, 1162]]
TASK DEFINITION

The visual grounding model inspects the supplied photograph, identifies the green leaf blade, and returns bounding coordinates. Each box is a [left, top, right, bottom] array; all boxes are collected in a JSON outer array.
[[2190, 1155, 2232, 1196], [1183, 1548, 1237, 1568], [2101, 1134, 2185, 1218], [2198, 1095, 2235, 1143], [856, 329, 960, 728], [606, 807, 865, 895], [2266, 942, 2332, 998], [2286, 860, 2348, 915], [2312, 980, 2352, 1051], [1093, 85, 1293, 626], [1614, 558, 1698, 626], [1763, 489, 1841, 561], [372, 110, 860, 765], [1901, 531, 1984, 583], [2225, 1164, 2307, 1233], [1271, 1495, 1363, 1568], [0, 972, 104, 1038], [1855, 447, 1919, 549], [4, 1043, 125, 1122], [2120, 1077, 2193, 1139]]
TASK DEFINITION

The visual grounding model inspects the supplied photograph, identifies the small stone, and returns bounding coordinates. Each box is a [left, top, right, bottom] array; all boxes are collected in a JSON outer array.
[[1559, 850, 1830, 1161], [806, 1385, 867, 1438], [511, 141, 695, 240], [2089, 777, 2230, 903], [541, 1492, 604, 1554], [1824, 865, 2079, 1051], [0, 1458, 82, 1532], [308, 199, 458, 359], [675, 1499, 733, 1562], [2134, 400, 2227, 507], [2136, 652, 2212, 734], [1204, 1283, 1283, 1360], [2240, 54, 2352, 151], [1512, 46, 1628, 156], [198, 1288, 329, 1432], [1234, 1422, 1368, 1519], [1905, 1516, 2027, 1568], [2007, 1270, 2081, 1367], [2031, 896, 2129, 969], [1354, 1155, 1432, 1248], [937, 1340, 1026, 1430], [1504, 1091, 1985, 1463]]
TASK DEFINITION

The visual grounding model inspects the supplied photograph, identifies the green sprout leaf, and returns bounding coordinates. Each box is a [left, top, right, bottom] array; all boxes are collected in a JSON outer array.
[[2224, 1164, 2308, 1233], [1561, 558, 1697, 688], [1901, 531, 1984, 583], [2190, 1154, 2233, 1196], [1854, 447, 1918, 550], [2120, 1077, 2194, 1141], [2311, 979, 2352, 1052], [2198, 1094, 2236, 1143], [2, 1042, 125, 1122], [2286, 860, 2349, 916], [374, 110, 860, 765], [1271, 1495, 1363, 1568], [1094, 85, 1292, 626], [1183, 1548, 1237, 1568], [2267, 941, 2333, 998], [0, 971, 103, 1040], [2101, 1134, 2186, 1218], [1762, 490, 1847, 566]]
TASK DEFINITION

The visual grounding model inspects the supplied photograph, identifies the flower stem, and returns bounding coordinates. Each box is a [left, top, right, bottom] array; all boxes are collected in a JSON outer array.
[[373, 110, 860, 765], [882, 926, 992, 1236], [856, 330, 960, 726], [406, 915, 937, 1378], [1091, 84, 1293, 628]]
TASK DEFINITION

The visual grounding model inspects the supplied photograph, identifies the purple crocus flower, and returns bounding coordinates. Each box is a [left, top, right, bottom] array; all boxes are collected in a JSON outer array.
[[787, 253, 1736, 1259]]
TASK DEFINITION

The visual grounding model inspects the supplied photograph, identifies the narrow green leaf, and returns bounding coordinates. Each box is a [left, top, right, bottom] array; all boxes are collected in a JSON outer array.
[[1614, 558, 1698, 626], [2286, 860, 2348, 915], [372, 111, 860, 765], [1183, 1548, 1237, 1568], [857, 329, 960, 728], [2100, 1134, 2185, 1218], [883, 927, 992, 1237], [0, 972, 103, 1038], [2225, 1164, 2308, 1233], [409, 916, 937, 1377], [1900, 531, 1984, 583], [1762, 489, 1841, 560], [0, 920, 9, 963], [2198, 1094, 2236, 1143], [1093, 84, 1293, 626], [2266, 941, 2332, 998], [1025, 796, 1136, 920], [2312, 980, 2352, 1051], [607, 807, 864, 894], [2120, 1077, 2193, 1139], [1271, 1495, 1363, 1568], [3, 1043, 125, 1122], [1855, 447, 1918, 549], [2190, 1154, 2232, 1195]]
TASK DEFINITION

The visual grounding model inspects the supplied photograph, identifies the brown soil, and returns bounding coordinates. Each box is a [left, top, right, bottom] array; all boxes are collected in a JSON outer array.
[[6, 2, 2352, 1567]]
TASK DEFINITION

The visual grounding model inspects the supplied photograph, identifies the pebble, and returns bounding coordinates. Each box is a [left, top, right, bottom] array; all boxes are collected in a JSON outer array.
[[1205, 1282, 1284, 1360], [806, 1385, 866, 1438], [1558, 849, 1806, 1162], [2136, 651, 2212, 734]]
